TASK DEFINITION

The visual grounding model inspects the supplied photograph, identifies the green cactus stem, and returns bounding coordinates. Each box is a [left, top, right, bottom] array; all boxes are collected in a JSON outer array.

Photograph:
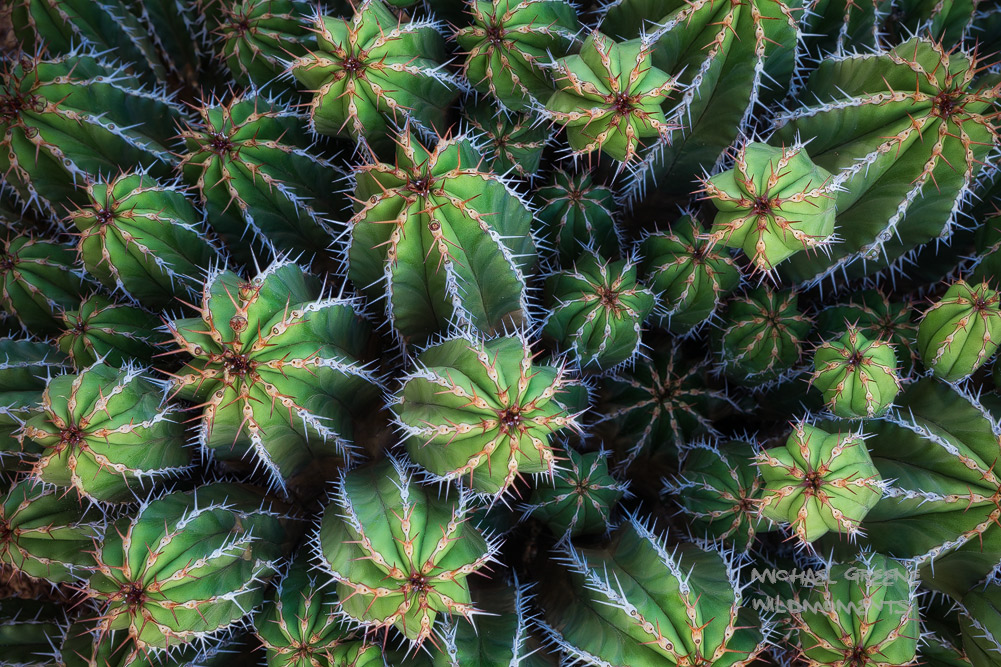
[[0, 235, 89, 335], [811, 326, 901, 418], [960, 582, 1001, 667], [815, 290, 919, 377], [918, 279, 1001, 382], [756, 422, 885, 545], [392, 335, 582, 497], [314, 458, 502, 647], [535, 169, 620, 263], [464, 101, 549, 181], [21, 362, 192, 503], [56, 295, 166, 369]]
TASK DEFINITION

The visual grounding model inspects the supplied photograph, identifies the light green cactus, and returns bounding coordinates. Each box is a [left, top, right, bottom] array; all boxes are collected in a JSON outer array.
[[811, 326, 901, 418], [918, 280, 1001, 382]]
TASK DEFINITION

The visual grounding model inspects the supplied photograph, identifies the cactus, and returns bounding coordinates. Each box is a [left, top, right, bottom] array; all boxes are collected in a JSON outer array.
[[918, 279, 1001, 383], [663, 439, 776, 551], [178, 93, 339, 266], [960, 582, 1001, 667], [799, 0, 882, 60], [463, 101, 549, 181], [538, 515, 769, 666], [456, 0, 580, 111], [0, 339, 69, 472], [56, 295, 166, 368], [0, 478, 103, 583], [601, 0, 802, 199], [715, 287, 814, 384], [289, 0, 462, 148], [770, 38, 1001, 285], [811, 326, 901, 418], [543, 31, 680, 164], [543, 251, 655, 372], [67, 171, 222, 308], [84, 483, 289, 654], [0, 235, 89, 334], [393, 335, 582, 496], [597, 341, 735, 468], [57, 620, 238, 667], [214, 0, 315, 94], [20, 362, 192, 503], [0, 51, 183, 221], [756, 422, 885, 545], [535, 169, 620, 263], [166, 260, 380, 490], [815, 289, 919, 377], [348, 129, 536, 345], [314, 458, 502, 647], [640, 216, 740, 334], [790, 554, 919, 667], [520, 447, 630, 540], [703, 142, 839, 273], [0, 599, 66, 667], [255, 559, 381, 667], [883, 0, 978, 47]]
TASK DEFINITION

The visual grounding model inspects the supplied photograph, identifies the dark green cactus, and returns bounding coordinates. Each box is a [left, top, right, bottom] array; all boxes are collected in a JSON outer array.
[[68, 171, 222, 308], [289, 0, 462, 148], [544, 31, 680, 164], [0, 235, 88, 334], [543, 251, 655, 372], [791, 554, 919, 667], [178, 93, 339, 266], [815, 290, 919, 377], [85, 483, 289, 654], [166, 260, 379, 491], [538, 515, 769, 666], [640, 216, 740, 333], [756, 421, 885, 545], [348, 129, 536, 345], [715, 287, 814, 384], [315, 458, 501, 647], [960, 582, 1001, 667], [535, 170, 620, 262], [21, 362, 192, 502], [464, 101, 549, 181], [771, 38, 1001, 285], [918, 279, 1001, 382], [393, 335, 582, 496], [811, 326, 901, 418], [0, 599, 66, 667], [56, 295, 166, 368], [703, 142, 839, 273], [456, 0, 580, 111], [520, 447, 630, 540], [663, 439, 776, 551], [0, 478, 103, 583], [255, 559, 381, 667], [0, 51, 183, 221]]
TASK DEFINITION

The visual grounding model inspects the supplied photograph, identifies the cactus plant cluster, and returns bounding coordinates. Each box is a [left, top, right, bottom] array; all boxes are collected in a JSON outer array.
[[2, 1, 1001, 666]]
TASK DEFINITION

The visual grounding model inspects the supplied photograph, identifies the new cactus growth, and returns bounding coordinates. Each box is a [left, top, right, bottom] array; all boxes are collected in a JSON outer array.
[[85, 483, 288, 654], [56, 295, 166, 368], [521, 447, 629, 540], [703, 142, 838, 273], [348, 129, 535, 345], [178, 93, 339, 266], [290, 0, 461, 147], [463, 101, 549, 181], [456, 0, 580, 111], [544, 31, 679, 164], [756, 422, 884, 545], [715, 287, 813, 383], [0, 51, 182, 221], [791, 554, 919, 667], [68, 171, 221, 307], [315, 458, 501, 647], [20, 362, 191, 503], [538, 515, 768, 666], [543, 251, 655, 372], [663, 440, 775, 551], [918, 280, 1001, 382], [255, 559, 380, 667], [0, 478, 103, 583], [640, 216, 740, 333], [393, 335, 582, 496], [811, 326, 901, 418], [166, 260, 379, 490], [535, 169, 620, 262], [0, 235, 88, 334]]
